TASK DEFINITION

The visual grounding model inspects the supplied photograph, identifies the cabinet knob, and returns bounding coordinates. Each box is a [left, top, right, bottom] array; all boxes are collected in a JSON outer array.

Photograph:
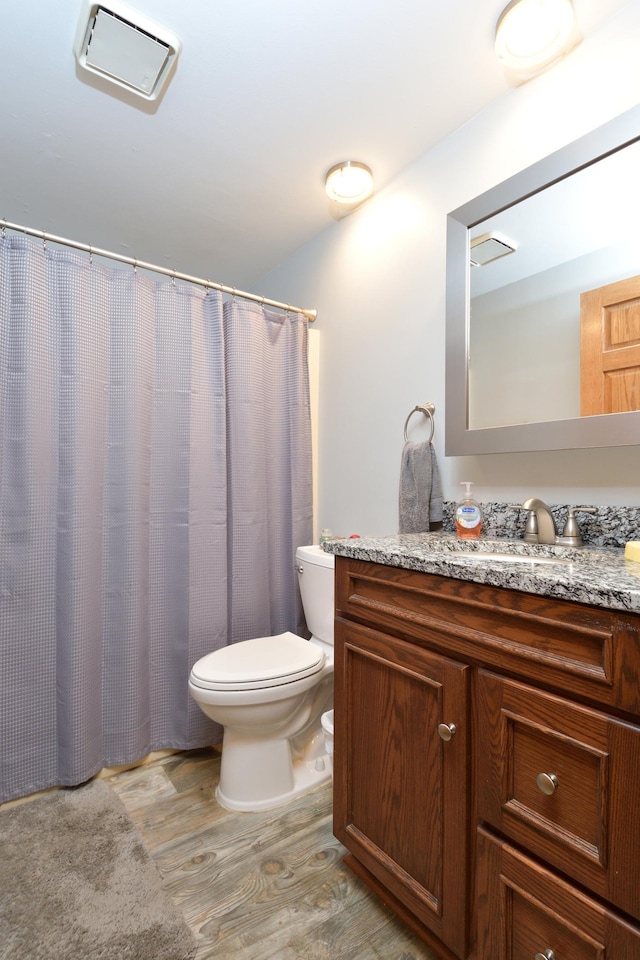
[[438, 722, 457, 741], [536, 772, 558, 795], [534, 951, 556, 960]]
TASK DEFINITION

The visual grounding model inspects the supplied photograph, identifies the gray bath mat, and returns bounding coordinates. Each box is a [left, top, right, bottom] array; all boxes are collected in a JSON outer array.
[[0, 778, 196, 960]]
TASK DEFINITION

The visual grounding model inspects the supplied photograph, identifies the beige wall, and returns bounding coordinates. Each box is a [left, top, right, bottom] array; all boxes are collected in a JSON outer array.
[[260, 2, 640, 538]]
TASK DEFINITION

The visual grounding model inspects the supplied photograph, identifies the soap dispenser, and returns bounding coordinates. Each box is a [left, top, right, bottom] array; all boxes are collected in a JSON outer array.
[[455, 482, 483, 540]]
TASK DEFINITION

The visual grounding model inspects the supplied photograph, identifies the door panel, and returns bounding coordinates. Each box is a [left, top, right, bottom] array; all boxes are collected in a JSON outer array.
[[581, 274, 640, 414], [334, 617, 470, 957]]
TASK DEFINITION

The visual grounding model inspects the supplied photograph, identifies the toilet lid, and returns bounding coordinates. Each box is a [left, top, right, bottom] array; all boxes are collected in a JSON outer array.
[[189, 631, 325, 691]]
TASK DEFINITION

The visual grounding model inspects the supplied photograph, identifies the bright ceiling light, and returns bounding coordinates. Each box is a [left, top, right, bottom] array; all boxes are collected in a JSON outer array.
[[495, 0, 579, 78], [325, 162, 374, 207]]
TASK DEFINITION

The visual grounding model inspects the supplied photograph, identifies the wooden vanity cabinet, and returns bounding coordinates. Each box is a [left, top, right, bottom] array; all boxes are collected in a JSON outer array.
[[333, 556, 640, 960], [476, 827, 640, 960], [476, 670, 640, 920], [333, 617, 470, 958]]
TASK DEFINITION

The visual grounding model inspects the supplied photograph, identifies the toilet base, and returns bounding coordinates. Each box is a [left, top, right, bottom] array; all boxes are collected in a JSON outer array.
[[216, 726, 331, 812]]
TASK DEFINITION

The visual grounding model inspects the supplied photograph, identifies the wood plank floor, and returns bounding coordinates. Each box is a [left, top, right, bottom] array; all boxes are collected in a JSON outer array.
[[107, 748, 439, 960]]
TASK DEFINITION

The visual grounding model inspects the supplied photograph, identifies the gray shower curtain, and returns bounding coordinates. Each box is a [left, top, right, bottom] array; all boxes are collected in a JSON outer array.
[[0, 234, 312, 803]]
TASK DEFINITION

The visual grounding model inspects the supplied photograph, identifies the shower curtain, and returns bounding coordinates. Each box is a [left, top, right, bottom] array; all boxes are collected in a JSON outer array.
[[0, 234, 313, 803]]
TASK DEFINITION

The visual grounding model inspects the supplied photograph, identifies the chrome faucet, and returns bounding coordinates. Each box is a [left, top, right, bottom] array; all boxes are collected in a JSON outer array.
[[510, 499, 597, 547]]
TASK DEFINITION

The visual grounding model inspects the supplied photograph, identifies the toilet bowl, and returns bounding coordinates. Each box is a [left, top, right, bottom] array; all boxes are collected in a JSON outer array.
[[188, 544, 335, 811]]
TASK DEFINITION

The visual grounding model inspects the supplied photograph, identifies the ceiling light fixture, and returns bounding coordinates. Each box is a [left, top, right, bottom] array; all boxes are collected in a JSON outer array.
[[495, 0, 579, 81], [325, 162, 374, 207]]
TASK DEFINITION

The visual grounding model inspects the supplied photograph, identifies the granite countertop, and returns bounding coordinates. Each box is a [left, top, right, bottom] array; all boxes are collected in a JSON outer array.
[[323, 532, 640, 614]]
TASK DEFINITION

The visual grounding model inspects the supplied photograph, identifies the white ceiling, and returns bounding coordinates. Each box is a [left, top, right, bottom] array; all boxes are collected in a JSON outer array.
[[0, 0, 631, 290]]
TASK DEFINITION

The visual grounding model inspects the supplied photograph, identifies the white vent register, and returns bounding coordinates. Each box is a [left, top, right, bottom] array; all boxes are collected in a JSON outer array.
[[74, 0, 181, 100]]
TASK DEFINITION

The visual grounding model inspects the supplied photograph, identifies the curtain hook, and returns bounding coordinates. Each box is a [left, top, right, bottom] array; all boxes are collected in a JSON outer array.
[[1, 219, 6, 238], [133, 258, 138, 274], [232, 287, 237, 303], [42, 230, 47, 250], [88, 243, 93, 266], [171, 269, 176, 286]]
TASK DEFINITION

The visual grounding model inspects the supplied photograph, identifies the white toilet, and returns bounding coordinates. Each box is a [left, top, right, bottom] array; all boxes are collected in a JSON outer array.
[[188, 544, 335, 811]]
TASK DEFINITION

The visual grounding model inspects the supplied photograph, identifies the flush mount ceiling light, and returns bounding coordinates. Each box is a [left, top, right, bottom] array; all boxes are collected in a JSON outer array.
[[74, 0, 181, 101], [495, 0, 580, 81], [325, 162, 374, 207]]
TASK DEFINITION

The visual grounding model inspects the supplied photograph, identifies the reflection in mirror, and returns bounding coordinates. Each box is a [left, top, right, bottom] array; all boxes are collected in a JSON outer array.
[[445, 103, 640, 455], [469, 139, 640, 429]]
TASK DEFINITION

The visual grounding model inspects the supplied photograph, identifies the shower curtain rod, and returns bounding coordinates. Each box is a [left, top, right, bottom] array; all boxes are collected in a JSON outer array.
[[0, 218, 317, 322]]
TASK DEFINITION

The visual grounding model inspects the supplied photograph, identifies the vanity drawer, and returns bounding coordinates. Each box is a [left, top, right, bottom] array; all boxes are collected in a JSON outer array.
[[335, 558, 640, 713], [476, 827, 640, 960], [477, 670, 640, 919]]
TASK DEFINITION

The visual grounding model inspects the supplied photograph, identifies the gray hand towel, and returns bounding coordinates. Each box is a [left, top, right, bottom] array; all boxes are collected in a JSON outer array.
[[398, 440, 443, 533]]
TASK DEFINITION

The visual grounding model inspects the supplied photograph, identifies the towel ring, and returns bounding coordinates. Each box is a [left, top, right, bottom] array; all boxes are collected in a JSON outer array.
[[404, 402, 435, 443]]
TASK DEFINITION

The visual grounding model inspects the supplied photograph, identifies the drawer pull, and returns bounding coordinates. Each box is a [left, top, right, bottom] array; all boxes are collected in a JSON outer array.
[[534, 951, 555, 960], [438, 722, 457, 741], [536, 772, 558, 795]]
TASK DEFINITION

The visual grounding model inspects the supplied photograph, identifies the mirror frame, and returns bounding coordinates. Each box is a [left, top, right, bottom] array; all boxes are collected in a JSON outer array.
[[445, 103, 640, 456]]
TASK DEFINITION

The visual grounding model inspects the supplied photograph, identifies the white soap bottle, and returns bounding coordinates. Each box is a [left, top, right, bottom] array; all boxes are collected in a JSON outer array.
[[455, 482, 483, 540]]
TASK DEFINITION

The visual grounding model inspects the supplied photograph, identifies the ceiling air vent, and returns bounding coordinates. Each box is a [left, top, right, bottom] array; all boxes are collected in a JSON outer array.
[[470, 232, 516, 267], [74, 0, 181, 101]]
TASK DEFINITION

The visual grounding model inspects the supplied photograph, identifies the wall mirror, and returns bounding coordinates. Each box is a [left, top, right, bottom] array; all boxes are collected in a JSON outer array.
[[445, 103, 640, 455]]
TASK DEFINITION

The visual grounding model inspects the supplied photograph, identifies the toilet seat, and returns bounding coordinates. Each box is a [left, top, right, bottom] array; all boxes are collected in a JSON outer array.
[[189, 631, 325, 691]]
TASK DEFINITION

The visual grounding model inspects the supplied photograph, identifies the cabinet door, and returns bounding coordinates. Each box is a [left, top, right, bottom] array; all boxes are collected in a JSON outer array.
[[334, 617, 470, 958], [477, 827, 640, 960], [477, 670, 640, 919]]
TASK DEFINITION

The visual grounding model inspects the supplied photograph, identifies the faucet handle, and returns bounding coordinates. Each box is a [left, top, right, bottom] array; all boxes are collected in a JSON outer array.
[[560, 507, 597, 545], [508, 504, 538, 541]]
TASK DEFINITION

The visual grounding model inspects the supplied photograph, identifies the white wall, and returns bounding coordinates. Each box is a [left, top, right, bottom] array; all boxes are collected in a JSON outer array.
[[260, 2, 640, 538]]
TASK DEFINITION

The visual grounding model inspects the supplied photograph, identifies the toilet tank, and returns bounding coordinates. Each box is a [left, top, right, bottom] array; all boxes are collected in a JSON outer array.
[[295, 545, 335, 646]]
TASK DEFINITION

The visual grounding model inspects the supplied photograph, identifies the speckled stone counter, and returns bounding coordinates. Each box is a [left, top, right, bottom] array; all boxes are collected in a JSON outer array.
[[441, 501, 640, 548], [323, 532, 640, 614]]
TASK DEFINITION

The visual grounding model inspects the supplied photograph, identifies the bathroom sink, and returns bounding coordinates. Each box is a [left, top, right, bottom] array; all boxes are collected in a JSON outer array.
[[456, 551, 572, 566], [420, 535, 587, 565]]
